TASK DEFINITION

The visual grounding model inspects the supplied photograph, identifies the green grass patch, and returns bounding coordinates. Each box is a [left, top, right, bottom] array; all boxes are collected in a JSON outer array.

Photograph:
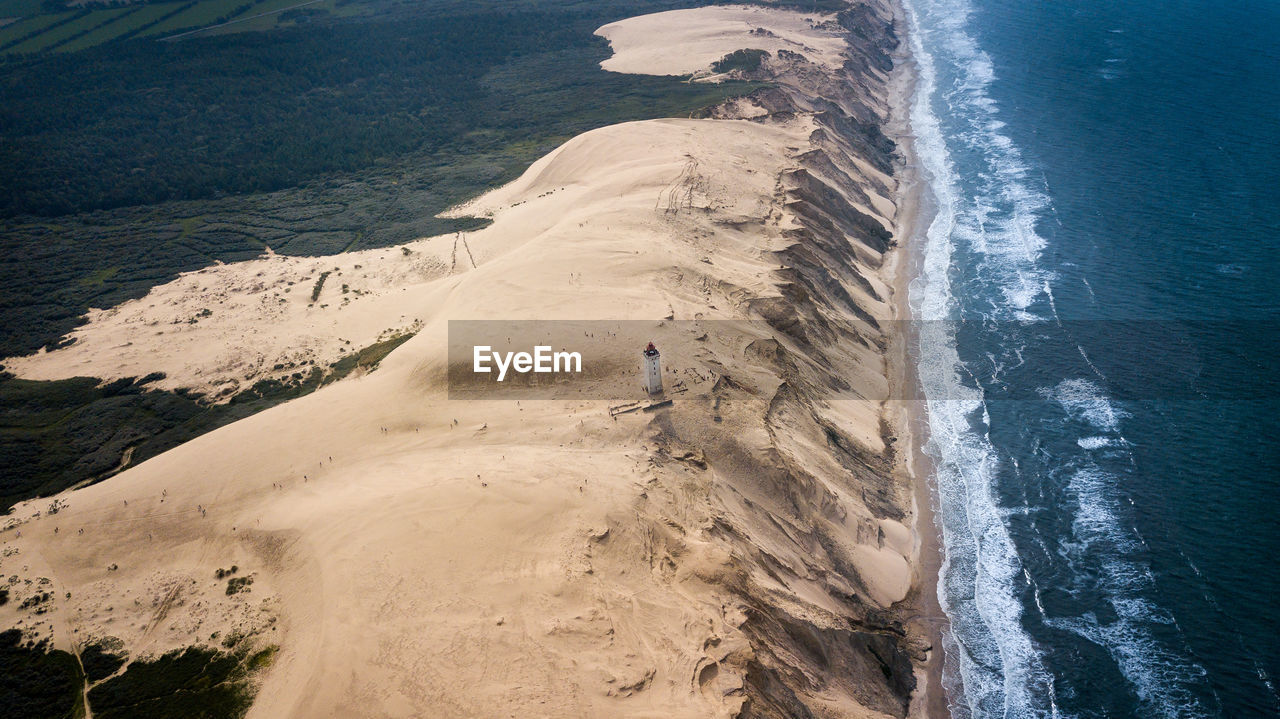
[[245, 646, 276, 671], [50, 6, 135, 42], [139, 0, 262, 38], [201, 0, 321, 35], [77, 265, 120, 287], [7, 9, 97, 53], [324, 330, 414, 380], [57, 4, 159, 52], [86, 644, 267, 719], [251, 0, 319, 14], [114, 0, 192, 41], [0, 15, 48, 47], [308, 270, 330, 302], [198, 8, 273, 33], [177, 215, 206, 240], [316, 0, 368, 19], [0, 10, 73, 53]]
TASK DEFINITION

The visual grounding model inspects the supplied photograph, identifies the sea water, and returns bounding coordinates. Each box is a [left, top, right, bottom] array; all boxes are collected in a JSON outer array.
[[903, 0, 1280, 716]]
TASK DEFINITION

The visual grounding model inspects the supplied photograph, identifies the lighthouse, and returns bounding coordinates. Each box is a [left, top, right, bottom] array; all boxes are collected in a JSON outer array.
[[642, 342, 663, 395]]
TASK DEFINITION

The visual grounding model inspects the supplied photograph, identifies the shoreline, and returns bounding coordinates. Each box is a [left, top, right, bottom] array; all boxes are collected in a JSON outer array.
[[885, 0, 951, 715]]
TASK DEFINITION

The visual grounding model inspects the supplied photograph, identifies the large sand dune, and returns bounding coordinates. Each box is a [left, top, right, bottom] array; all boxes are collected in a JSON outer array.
[[597, 5, 848, 77], [1, 4, 931, 717]]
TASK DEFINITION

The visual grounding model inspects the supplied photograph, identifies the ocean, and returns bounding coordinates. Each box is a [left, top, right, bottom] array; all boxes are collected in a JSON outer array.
[[902, 0, 1280, 717]]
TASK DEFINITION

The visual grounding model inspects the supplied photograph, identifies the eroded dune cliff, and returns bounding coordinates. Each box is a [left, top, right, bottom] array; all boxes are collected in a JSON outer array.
[[0, 3, 932, 717]]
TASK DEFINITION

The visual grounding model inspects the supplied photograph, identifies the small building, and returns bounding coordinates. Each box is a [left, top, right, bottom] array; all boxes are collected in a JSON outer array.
[[642, 342, 663, 395]]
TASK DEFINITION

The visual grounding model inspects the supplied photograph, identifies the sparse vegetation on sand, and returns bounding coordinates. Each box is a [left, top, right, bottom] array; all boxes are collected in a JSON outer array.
[[308, 271, 331, 303], [0, 330, 416, 512], [86, 642, 276, 719], [712, 47, 769, 74], [225, 575, 253, 595], [80, 639, 127, 683], [2, 625, 275, 719]]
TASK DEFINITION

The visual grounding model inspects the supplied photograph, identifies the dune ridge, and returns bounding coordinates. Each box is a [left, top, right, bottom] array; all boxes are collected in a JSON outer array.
[[0, 3, 933, 717]]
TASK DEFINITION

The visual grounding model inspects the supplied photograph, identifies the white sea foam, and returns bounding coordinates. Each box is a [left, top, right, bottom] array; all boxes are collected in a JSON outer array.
[[904, 0, 1058, 715], [1045, 465, 1213, 717], [1040, 378, 1127, 432], [904, 0, 1212, 716]]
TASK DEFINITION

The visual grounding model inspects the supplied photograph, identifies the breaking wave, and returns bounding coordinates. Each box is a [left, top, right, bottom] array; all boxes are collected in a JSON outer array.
[[902, 0, 1214, 716]]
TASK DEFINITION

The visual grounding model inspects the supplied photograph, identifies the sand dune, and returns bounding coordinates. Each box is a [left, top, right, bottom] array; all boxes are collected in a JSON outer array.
[[597, 5, 848, 77], [1, 118, 810, 400], [1, 3, 929, 717]]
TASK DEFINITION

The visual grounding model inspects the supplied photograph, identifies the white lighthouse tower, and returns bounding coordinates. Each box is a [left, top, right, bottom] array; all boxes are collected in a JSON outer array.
[[642, 342, 663, 395]]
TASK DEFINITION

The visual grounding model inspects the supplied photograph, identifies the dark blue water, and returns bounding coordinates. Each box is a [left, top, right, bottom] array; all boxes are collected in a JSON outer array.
[[904, 1, 1280, 717]]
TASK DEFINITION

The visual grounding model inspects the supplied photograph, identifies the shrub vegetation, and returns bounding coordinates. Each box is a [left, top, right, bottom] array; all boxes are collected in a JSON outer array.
[[712, 47, 768, 73]]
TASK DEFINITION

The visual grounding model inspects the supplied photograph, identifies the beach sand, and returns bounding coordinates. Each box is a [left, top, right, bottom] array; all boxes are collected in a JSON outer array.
[[884, 13, 951, 714], [0, 3, 943, 717]]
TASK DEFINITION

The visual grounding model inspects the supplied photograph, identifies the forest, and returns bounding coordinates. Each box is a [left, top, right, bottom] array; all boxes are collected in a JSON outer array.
[[0, 0, 751, 219]]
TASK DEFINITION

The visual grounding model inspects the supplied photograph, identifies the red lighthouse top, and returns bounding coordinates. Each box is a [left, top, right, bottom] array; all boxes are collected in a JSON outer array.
[[644, 342, 659, 356]]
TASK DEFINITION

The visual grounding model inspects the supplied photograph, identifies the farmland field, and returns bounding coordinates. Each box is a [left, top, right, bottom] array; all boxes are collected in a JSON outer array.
[[58, 2, 173, 51], [138, 0, 256, 37], [0, 16, 43, 45], [202, 0, 336, 36], [0, 10, 72, 53], [6, 9, 98, 53], [38, 5, 134, 51], [0, 0, 377, 54]]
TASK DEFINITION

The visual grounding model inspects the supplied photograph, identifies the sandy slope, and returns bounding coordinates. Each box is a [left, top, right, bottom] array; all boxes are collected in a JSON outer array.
[[1, 226, 447, 398], [1, 4, 926, 718], [597, 5, 848, 77]]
